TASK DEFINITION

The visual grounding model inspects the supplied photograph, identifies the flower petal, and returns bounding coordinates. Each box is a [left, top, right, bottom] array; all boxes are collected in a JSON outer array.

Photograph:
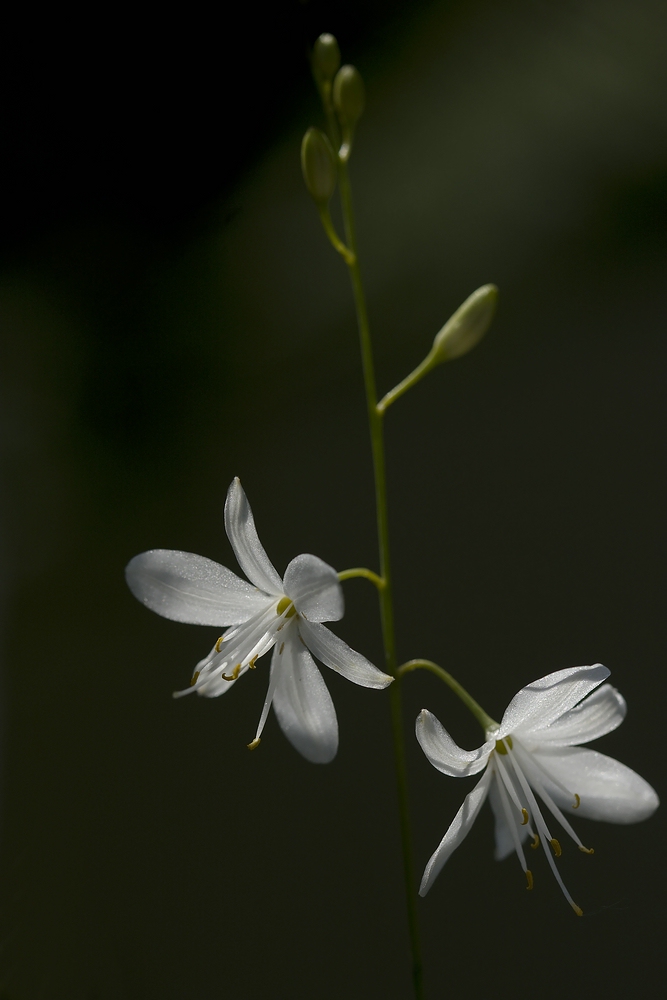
[[283, 554, 344, 622], [271, 633, 338, 764], [419, 768, 493, 895], [415, 710, 494, 777], [298, 620, 393, 689], [530, 745, 659, 823], [499, 664, 610, 738], [125, 550, 270, 625], [527, 683, 626, 748], [488, 772, 530, 861], [223, 478, 283, 595]]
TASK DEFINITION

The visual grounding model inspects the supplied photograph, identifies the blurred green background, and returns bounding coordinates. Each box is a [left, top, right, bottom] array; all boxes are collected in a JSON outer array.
[[1, 0, 665, 997]]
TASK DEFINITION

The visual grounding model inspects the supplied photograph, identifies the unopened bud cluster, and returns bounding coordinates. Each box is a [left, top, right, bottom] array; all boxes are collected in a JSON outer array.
[[302, 33, 366, 204]]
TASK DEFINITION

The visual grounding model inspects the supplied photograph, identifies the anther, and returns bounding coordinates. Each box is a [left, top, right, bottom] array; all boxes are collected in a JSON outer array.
[[573, 793, 581, 809], [530, 834, 540, 850], [578, 845, 595, 855], [521, 808, 529, 826], [189, 671, 200, 687], [215, 636, 225, 653], [222, 663, 241, 682], [550, 838, 562, 857], [247, 738, 261, 750], [571, 904, 584, 917], [279, 642, 285, 655], [248, 656, 258, 670], [525, 870, 534, 891]]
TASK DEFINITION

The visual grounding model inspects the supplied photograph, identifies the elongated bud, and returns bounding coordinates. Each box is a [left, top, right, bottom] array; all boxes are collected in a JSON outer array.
[[313, 33, 341, 81], [333, 65, 365, 127], [301, 127, 338, 204], [431, 284, 498, 362]]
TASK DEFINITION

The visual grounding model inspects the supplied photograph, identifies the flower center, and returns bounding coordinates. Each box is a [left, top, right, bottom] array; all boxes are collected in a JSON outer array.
[[276, 596, 297, 618], [495, 736, 513, 754]]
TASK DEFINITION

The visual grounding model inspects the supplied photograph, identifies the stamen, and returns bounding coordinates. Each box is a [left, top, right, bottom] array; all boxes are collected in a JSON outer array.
[[247, 738, 261, 750], [248, 655, 258, 670], [531, 834, 540, 850], [222, 663, 242, 682], [550, 838, 562, 857], [573, 793, 581, 809], [579, 846, 594, 855], [215, 636, 225, 653], [279, 642, 285, 655], [495, 736, 513, 755], [189, 671, 200, 687], [572, 904, 584, 917], [525, 870, 534, 891], [521, 808, 529, 826], [513, 742, 593, 855]]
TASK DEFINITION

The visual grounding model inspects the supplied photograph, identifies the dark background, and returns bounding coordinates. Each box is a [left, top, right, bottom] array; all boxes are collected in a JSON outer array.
[[1, 0, 666, 997]]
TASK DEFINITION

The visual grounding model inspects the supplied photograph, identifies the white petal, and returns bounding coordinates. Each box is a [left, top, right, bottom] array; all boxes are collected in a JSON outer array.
[[125, 550, 270, 625], [283, 554, 344, 622], [488, 772, 530, 861], [223, 478, 283, 595], [499, 664, 610, 737], [529, 684, 626, 748], [298, 620, 393, 689], [415, 710, 494, 777], [419, 768, 493, 895], [271, 634, 338, 764], [530, 746, 659, 823]]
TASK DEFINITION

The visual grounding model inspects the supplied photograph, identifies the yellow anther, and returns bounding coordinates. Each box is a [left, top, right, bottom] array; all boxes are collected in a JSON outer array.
[[189, 671, 200, 687], [530, 834, 540, 850], [247, 738, 261, 750], [279, 642, 285, 655], [276, 597, 297, 618], [521, 808, 529, 826], [215, 636, 225, 652], [222, 663, 242, 682], [550, 838, 562, 857], [525, 870, 534, 891], [579, 845, 594, 855], [248, 656, 258, 670], [572, 904, 584, 917], [573, 793, 581, 809]]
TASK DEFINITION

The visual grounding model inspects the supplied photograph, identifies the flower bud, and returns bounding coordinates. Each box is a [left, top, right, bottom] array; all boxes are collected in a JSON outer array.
[[431, 284, 498, 362], [301, 127, 338, 205], [313, 33, 341, 81], [333, 65, 365, 127]]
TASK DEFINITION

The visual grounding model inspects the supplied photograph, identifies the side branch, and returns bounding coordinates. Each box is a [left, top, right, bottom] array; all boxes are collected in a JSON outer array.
[[338, 567, 385, 590], [397, 659, 497, 732]]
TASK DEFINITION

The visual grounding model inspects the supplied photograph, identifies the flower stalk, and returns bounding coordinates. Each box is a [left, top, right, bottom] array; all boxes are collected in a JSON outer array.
[[336, 150, 425, 1000]]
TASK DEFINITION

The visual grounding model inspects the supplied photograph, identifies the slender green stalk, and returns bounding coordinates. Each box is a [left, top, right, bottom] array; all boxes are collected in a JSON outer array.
[[397, 660, 498, 732], [337, 158, 425, 1000], [377, 353, 436, 414], [338, 567, 385, 590]]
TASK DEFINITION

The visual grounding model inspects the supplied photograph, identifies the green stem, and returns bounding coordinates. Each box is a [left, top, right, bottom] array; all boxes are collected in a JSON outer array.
[[377, 351, 437, 415], [338, 158, 425, 1000], [338, 567, 385, 590], [396, 660, 497, 732], [318, 205, 355, 264]]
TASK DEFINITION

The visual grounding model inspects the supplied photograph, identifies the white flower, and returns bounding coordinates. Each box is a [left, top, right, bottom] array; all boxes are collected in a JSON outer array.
[[126, 477, 392, 763], [416, 664, 659, 914]]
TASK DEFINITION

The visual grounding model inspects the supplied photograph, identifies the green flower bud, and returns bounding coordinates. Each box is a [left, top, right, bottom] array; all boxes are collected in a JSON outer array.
[[333, 65, 365, 127], [431, 284, 498, 362], [301, 127, 338, 204], [313, 33, 341, 81]]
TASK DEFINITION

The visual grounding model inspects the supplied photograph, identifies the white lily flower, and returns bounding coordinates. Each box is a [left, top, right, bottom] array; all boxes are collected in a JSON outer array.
[[416, 664, 658, 914], [126, 478, 392, 763]]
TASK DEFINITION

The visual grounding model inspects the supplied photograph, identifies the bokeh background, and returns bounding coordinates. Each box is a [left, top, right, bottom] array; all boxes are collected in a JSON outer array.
[[1, 0, 666, 997]]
